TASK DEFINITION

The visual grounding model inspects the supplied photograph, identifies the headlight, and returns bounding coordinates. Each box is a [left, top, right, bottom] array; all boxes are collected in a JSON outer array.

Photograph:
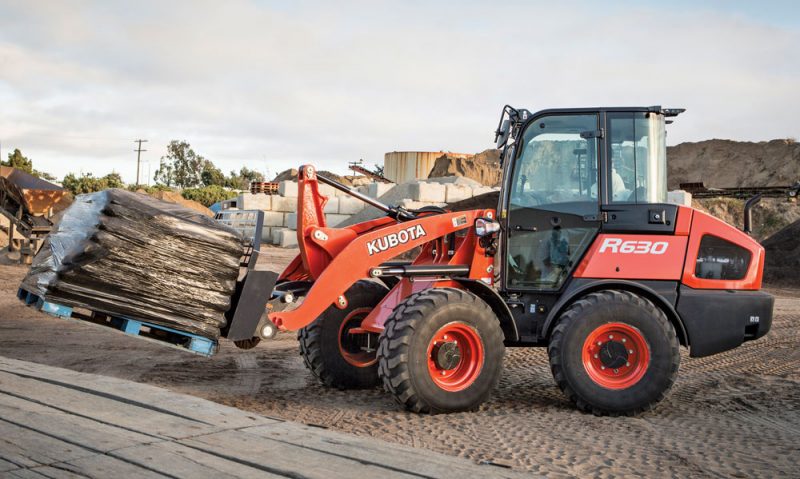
[[475, 218, 500, 237]]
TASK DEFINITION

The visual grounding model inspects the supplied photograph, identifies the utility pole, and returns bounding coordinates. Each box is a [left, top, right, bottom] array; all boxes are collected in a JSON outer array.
[[134, 139, 148, 186]]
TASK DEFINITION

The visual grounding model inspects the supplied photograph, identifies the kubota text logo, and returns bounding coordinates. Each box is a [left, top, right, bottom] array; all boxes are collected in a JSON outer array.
[[598, 238, 668, 255], [367, 224, 427, 256]]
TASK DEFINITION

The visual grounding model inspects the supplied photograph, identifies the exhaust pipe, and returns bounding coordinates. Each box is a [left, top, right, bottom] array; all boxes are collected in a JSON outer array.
[[743, 194, 762, 236]]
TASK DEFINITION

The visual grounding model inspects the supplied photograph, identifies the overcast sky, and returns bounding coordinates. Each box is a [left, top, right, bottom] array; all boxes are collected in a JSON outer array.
[[1, 0, 798, 184]]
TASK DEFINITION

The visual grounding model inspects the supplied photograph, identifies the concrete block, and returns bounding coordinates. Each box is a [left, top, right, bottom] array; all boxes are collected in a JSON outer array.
[[238, 193, 272, 211], [286, 212, 298, 230], [323, 197, 340, 214], [272, 228, 298, 248], [337, 196, 365, 215], [262, 211, 285, 227], [368, 183, 394, 198], [356, 185, 370, 196], [445, 184, 472, 203], [326, 214, 350, 226], [271, 195, 297, 212], [278, 181, 298, 197], [319, 183, 337, 198], [260, 226, 272, 244], [667, 190, 692, 207], [472, 186, 495, 196], [410, 182, 446, 203]]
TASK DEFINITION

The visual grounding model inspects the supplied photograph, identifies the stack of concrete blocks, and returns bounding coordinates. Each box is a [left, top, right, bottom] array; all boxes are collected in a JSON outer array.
[[238, 177, 500, 248], [667, 190, 692, 207]]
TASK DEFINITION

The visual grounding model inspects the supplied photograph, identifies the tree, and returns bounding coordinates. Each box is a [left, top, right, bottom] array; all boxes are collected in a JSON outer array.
[[201, 161, 226, 187], [181, 185, 238, 207], [1, 148, 56, 180], [153, 140, 207, 188], [62, 172, 126, 195], [2, 149, 34, 174], [226, 166, 265, 190]]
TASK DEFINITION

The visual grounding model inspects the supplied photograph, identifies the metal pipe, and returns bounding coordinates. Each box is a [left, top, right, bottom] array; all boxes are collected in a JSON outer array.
[[370, 264, 470, 277], [743, 194, 762, 235], [316, 174, 393, 214]]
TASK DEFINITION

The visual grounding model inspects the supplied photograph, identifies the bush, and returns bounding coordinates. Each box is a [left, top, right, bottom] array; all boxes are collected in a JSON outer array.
[[62, 172, 125, 195], [181, 185, 238, 207]]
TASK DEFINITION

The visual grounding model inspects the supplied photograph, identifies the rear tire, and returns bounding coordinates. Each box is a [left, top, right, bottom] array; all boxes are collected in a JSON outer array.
[[378, 288, 504, 413], [548, 290, 680, 416], [298, 280, 388, 389]]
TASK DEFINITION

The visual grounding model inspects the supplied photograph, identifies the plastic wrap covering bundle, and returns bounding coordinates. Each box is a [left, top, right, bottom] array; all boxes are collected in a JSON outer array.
[[20, 189, 244, 339]]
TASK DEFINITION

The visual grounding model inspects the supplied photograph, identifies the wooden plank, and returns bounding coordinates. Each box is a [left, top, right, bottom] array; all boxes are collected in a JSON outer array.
[[0, 420, 95, 469], [243, 422, 525, 479], [0, 392, 158, 452], [54, 455, 169, 479], [0, 358, 279, 430], [9, 465, 93, 479], [0, 370, 211, 440], [110, 442, 284, 479], [180, 429, 420, 479]]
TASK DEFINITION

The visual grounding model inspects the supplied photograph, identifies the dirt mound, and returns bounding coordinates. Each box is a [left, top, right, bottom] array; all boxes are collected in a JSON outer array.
[[143, 190, 213, 217], [272, 168, 298, 182], [692, 198, 800, 242], [272, 168, 354, 186], [762, 219, 800, 286], [447, 191, 499, 212], [428, 149, 502, 186], [667, 139, 800, 189]]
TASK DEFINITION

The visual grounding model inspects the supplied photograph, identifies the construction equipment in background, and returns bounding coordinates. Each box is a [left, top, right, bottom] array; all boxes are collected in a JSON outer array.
[[0, 167, 66, 263], [348, 160, 393, 184], [679, 181, 800, 200]]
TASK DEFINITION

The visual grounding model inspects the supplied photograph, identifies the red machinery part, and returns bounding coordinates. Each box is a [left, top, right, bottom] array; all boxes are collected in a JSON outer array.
[[427, 321, 486, 392], [581, 322, 651, 390]]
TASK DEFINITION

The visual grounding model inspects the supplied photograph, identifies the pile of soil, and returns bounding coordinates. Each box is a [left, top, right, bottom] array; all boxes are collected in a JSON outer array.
[[143, 190, 213, 217], [667, 139, 800, 189], [428, 149, 502, 186], [762, 219, 800, 286], [447, 191, 499, 212], [692, 198, 800, 242]]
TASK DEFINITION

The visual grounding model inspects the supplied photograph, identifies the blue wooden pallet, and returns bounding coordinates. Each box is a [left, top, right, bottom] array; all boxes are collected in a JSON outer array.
[[17, 288, 218, 356]]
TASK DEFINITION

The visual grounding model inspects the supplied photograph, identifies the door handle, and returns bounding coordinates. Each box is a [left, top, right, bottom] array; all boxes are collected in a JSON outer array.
[[513, 225, 538, 232]]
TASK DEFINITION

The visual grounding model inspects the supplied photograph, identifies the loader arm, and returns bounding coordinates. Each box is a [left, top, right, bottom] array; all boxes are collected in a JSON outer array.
[[270, 207, 492, 331]]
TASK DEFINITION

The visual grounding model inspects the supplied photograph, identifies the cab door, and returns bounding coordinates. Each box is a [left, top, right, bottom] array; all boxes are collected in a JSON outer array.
[[503, 113, 602, 291]]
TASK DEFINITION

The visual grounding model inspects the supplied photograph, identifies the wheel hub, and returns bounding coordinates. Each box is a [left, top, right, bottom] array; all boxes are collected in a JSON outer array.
[[599, 340, 629, 369], [433, 341, 461, 370], [582, 322, 651, 390]]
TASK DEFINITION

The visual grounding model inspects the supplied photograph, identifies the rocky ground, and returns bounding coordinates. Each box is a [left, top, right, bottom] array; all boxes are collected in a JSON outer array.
[[1, 249, 798, 477]]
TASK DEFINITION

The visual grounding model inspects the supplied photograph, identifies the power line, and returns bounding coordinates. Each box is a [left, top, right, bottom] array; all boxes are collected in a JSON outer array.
[[134, 139, 148, 186]]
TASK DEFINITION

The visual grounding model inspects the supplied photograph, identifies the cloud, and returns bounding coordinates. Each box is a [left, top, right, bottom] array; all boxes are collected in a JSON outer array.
[[0, 0, 797, 183]]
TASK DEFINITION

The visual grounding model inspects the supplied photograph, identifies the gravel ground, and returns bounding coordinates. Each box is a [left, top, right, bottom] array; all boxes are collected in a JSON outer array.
[[1, 249, 798, 478]]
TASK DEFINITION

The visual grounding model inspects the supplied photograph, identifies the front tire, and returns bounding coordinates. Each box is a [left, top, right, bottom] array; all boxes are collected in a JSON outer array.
[[548, 290, 680, 416], [298, 280, 388, 389], [378, 288, 505, 413]]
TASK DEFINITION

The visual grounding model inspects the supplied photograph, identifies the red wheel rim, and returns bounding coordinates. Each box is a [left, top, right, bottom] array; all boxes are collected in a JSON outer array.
[[426, 322, 485, 392], [338, 308, 377, 367], [582, 322, 650, 390]]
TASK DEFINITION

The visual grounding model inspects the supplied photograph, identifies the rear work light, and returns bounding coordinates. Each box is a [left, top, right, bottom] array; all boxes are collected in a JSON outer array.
[[475, 218, 501, 237]]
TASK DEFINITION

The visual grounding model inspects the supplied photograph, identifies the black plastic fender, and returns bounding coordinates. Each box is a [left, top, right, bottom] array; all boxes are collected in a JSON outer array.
[[453, 278, 519, 342], [540, 279, 689, 347]]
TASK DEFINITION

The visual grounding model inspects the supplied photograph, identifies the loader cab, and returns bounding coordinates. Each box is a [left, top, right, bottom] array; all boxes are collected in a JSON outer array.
[[498, 107, 679, 334]]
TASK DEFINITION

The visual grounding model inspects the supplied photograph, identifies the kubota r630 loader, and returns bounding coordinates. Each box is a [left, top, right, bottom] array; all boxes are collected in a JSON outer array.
[[223, 105, 773, 415]]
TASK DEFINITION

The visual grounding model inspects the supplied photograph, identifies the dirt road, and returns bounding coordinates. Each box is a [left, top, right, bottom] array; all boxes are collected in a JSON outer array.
[[1, 250, 798, 477]]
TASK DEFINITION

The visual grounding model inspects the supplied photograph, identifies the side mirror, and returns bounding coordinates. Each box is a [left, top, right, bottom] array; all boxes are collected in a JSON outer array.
[[495, 119, 511, 149]]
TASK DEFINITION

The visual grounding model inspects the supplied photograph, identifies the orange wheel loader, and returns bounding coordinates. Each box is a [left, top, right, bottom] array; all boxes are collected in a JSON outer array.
[[222, 106, 773, 415]]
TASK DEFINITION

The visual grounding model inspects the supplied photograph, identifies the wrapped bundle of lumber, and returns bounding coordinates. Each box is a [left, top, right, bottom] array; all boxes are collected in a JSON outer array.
[[20, 189, 244, 339]]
